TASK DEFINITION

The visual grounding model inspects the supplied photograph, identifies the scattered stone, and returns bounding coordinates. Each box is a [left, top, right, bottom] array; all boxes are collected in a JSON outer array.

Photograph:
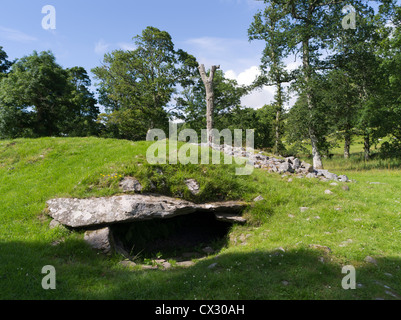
[[192, 143, 348, 181], [208, 263, 218, 269], [253, 195, 264, 202], [385, 290, 400, 299], [119, 177, 143, 193], [384, 273, 393, 277], [185, 179, 200, 195], [84, 227, 113, 254], [309, 244, 332, 254], [324, 190, 334, 195], [49, 219, 61, 229], [288, 214, 295, 218], [282, 281, 289, 286], [364, 256, 378, 266], [300, 207, 310, 213], [142, 264, 158, 270], [330, 182, 339, 186], [342, 185, 350, 191], [161, 261, 172, 270], [176, 261, 195, 267]]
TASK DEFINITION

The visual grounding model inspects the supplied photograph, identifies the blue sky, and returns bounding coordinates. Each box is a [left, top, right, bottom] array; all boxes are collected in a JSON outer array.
[[1, 1, 399, 110], [0, 0, 276, 109]]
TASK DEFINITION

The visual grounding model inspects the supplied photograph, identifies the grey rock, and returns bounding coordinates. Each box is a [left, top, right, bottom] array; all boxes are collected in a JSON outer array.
[[300, 207, 310, 213], [49, 219, 61, 229], [253, 195, 264, 202], [47, 195, 247, 228], [84, 227, 113, 254], [119, 177, 143, 192], [292, 158, 301, 170], [278, 162, 294, 174], [176, 261, 195, 267], [324, 190, 334, 195], [338, 175, 349, 182], [185, 179, 200, 195], [365, 256, 378, 266], [208, 263, 218, 269]]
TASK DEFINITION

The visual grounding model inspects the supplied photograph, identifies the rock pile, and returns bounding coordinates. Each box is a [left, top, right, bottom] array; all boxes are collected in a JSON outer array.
[[198, 143, 349, 182]]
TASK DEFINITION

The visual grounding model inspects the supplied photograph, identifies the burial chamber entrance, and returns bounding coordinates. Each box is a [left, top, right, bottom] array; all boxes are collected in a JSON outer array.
[[110, 211, 234, 260]]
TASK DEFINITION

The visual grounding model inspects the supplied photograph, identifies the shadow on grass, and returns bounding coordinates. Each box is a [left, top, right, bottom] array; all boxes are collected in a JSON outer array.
[[1, 239, 400, 300]]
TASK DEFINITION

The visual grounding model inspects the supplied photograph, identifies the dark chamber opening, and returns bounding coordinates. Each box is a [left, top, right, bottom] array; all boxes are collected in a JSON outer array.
[[110, 211, 233, 260]]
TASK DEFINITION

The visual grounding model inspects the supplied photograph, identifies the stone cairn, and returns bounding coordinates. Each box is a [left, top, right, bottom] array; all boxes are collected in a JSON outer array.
[[195, 143, 350, 182]]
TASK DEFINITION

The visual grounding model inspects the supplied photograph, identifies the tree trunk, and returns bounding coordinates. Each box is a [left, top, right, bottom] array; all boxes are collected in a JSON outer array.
[[344, 131, 351, 159], [273, 82, 283, 156], [364, 133, 370, 161], [198, 64, 220, 145], [302, 38, 323, 169]]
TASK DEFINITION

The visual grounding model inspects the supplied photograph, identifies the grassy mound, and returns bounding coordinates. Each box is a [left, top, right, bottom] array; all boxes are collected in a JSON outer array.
[[1, 137, 401, 299]]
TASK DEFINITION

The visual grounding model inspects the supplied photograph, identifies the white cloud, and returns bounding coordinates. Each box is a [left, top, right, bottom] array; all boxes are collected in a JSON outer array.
[[225, 66, 276, 109], [0, 26, 37, 42], [94, 39, 110, 55], [118, 42, 136, 51]]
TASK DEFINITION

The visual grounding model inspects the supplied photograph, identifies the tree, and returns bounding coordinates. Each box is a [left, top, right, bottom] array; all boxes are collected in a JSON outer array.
[[248, 0, 291, 155], [0, 51, 69, 137], [0, 51, 99, 138], [92, 26, 198, 140], [198, 64, 220, 144], [63, 67, 99, 136], [0, 46, 13, 75], [175, 68, 247, 139], [325, 1, 393, 160]]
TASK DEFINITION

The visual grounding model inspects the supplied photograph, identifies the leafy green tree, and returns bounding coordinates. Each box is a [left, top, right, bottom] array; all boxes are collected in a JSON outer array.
[[325, 1, 394, 160], [0, 51, 99, 138], [0, 46, 13, 75], [0, 51, 69, 137], [62, 67, 99, 136], [248, 0, 292, 155], [92, 26, 198, 140]]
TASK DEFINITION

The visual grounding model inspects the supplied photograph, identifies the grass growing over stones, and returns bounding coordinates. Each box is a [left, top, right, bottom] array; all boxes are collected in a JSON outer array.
[[1, 137, 401, 300]]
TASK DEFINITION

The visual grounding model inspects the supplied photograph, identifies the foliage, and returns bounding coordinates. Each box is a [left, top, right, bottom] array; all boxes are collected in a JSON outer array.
[[0, 51, 99, 139], [92, 26, 198, 140]]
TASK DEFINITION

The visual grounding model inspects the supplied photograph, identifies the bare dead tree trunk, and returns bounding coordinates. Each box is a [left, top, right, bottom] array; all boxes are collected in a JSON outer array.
[[198, 64, 220, 145], [274, 82, 283, 155], [344, 130, 351, 159], [344, 136, 351, 159], [302, 38, 323, 169]]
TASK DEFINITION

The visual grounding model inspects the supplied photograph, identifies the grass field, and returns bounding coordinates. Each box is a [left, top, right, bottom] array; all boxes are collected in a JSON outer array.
[[1, 137, 400, 300]]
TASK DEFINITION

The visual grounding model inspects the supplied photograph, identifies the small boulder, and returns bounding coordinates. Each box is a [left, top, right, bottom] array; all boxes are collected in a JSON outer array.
[[185, 179, 200, 195], [119, 177, 143, 193], [84, 227, 113, 254]]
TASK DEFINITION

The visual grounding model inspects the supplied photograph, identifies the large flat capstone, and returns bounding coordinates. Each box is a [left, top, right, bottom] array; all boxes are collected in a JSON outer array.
[[46, 194, 247, 228]]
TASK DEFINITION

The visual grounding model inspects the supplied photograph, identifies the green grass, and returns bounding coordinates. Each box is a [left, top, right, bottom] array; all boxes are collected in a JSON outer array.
[[1, 137, 401, 300]]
